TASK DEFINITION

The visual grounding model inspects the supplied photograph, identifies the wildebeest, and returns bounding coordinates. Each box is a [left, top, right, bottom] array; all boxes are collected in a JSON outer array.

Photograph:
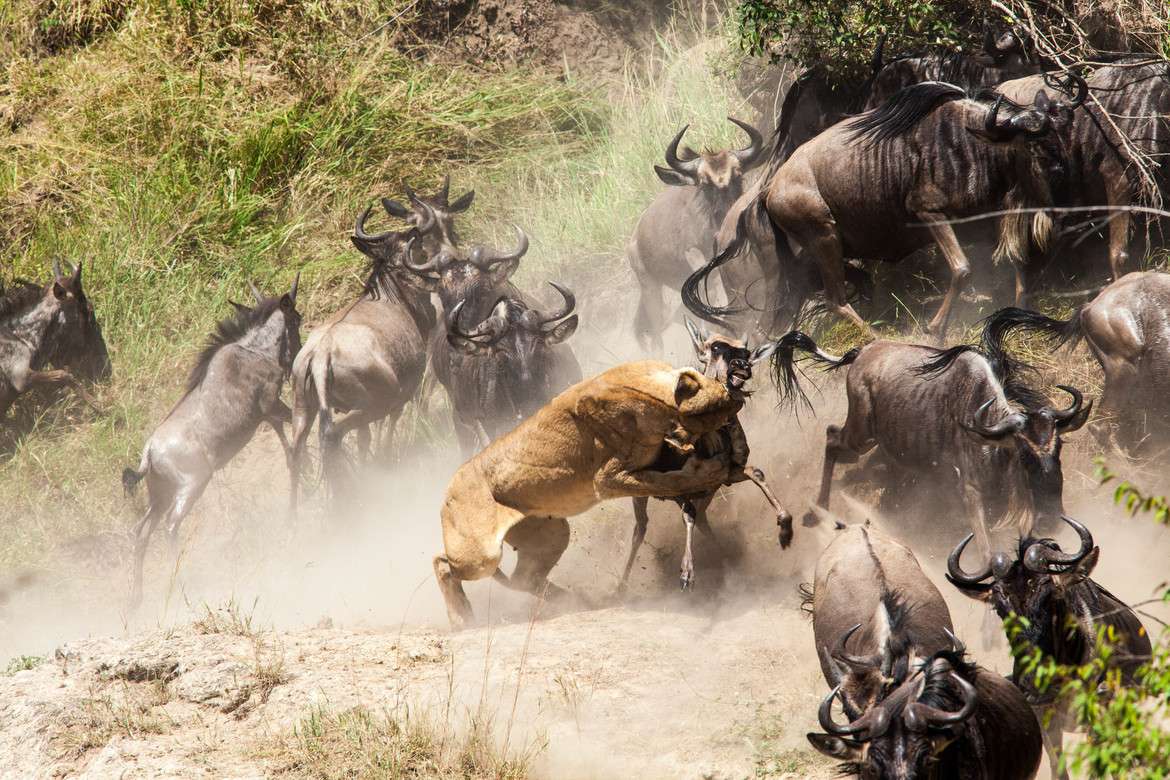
[[381, 175, 474, 258], [947, 515, 1151, 778], [807, 524, 1042, 779], [808, 524, 955, 717], [122, 277, 302, 607], [627, 117, 764, 351], [619, 319, 792, 591], [687, 79, 1085, 337], [0, 262, 110, 421], [288, 207, 436, 513], [772, 332, 1091, 554], [977, 277, 1170, 451], [434, 360, 742, 629], [442, 282, 582, 454]]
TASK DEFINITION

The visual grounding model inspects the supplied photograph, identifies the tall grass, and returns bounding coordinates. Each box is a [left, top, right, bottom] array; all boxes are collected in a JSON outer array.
[[0, 2, 745, 569]]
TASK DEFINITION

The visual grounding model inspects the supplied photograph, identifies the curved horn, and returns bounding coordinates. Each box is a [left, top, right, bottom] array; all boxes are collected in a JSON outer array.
[[818, 686, 870, 737], [1049, 385, 1083, 424], [355, 204, 396, 244], [472, 225, 529, 270], [871, 35, 886, 74], [664, 125, 701, 178], [728, 117, 764, 168], [831, 624, 882, 671], [1024, 515, 1094, 571], [446, 300, 495, 343], [961, 397, 1025, 440], [249, 281, 264, 304], [1062, 72, 1088, 109], [289, 271, 300, 303], [947, 533, 994, 586], [437, 174, 451, 205], [984, 95, 1007, 138], [943, 627, 966, 655], [904, 671, 977, 731], [538, 282, 576, 327]]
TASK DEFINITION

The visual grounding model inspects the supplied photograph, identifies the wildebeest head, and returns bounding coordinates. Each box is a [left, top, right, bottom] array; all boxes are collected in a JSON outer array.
[[809, 651, 978, 777], [243, 274, 303, 374], [684, 317, 775, 400], [447, 282, 577, 417], [350, 205, 429, 299], [947, 515, 1105, 699], [654, 117, 764, 200], [380, 175, 474, 256], [403, 224, 529, 314], [960, 386, 1090, 522], [42, 260, 112, 382], [982, 26, 1031, 66]]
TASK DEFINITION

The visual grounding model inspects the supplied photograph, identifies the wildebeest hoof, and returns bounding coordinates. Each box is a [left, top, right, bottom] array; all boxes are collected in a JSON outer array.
[[679, 571, 694, 591], [777, 512, 794, 548], [802, 510, 821, 528]]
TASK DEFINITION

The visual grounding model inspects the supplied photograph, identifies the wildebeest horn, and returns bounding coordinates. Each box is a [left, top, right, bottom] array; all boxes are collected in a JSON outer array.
[[249, 281, 264, 304], [289, 271, 300, 303], [961, 397, 1025, 440], [1023, 515, 1094, 571], [818, 685, 874, 737], [984, 96, 1008, 138], [946, 533, 994, 586], [903, 670, 977, 732], [52, 259, 64, 280], [729, 117, 764, 168], [1048, 385, 1083, 424], [664, 125, 701, 178], [471, 226, 529, 270], [871, 35, 886, 74], [943, 627, 966, 655], [1062, 72, 1089, 109], [437, 174, 451, 204], [446, 299, 496, 344], [831, 624, 882, 671], [355, 204, 396, 243], [539, 282, 575, 327]]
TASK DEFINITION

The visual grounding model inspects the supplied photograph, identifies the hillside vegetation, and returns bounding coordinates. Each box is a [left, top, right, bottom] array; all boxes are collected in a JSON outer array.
[[0, 0, 748, 569]]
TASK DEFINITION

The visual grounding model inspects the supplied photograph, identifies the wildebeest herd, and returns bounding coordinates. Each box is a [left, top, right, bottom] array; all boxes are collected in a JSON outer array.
[[2, 27, 1168, 780]]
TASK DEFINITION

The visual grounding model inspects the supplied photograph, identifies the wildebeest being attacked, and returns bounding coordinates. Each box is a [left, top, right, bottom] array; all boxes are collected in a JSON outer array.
[[0, 261, 110, 422], [687, 79, 1085, 337], [980, 272, 1170, 452], [627, 117, 764, 351], [948, 515, 1151, 779], [289, 208, 436, 512], [806, 524, 1042, 779], [619, 319, 793, 591], [443, 282, 582, 452], [434, 360, 744, 629], [773, 332, 1090, 555], [123, 277, 302, 607]]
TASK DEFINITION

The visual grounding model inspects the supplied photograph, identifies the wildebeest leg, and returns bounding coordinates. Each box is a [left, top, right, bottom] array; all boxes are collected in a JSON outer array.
[[355, 425, 372, 464], [921, 214, 972, 339], [618, 497, 652, 592], [23, 369, 100, 411], [129, 493, 170, 610], [500, 515, 572, 605], [793, 227, 872, 335], [728, 465, 794, 547], [679, 499, 698, 591], [1037, 705, 1070, 780], [631, 254, 666, 354], [164, 479, 210, 559], [266, 401, 293, 457], [376, 405, 404, 465], [809, 420, 872, 526], [288, 398, 314, 517]]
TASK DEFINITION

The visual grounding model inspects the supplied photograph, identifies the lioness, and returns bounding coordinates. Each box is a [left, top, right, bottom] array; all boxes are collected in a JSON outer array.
[[434, 360, 741, 628]]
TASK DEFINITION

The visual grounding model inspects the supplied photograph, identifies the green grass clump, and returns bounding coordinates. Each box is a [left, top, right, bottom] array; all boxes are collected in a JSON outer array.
[[0, 3, 748, 569]]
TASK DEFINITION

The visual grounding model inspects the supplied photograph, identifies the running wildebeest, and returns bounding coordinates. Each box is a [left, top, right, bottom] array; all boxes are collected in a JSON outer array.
[[288, 207, 436, 513], [807, 524, 955, 718], [627, 117, 764, 351], [772, 332, 1091, 555], [123, 277, 302, 607], [948, 515, 1151, 779], [619, 319, 793, 591], [807, 524, 1042, 779], [687, 79, 1086, 337], [978, 279, 1170, 451], [442, 282, 582, 454], [381, 174, 474, 258], [0, 262, 110, 421]]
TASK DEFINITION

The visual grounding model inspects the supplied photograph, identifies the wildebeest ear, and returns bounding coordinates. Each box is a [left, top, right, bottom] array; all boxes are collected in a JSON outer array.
[[381, 198, 412, 220], [52, 281, 68, 300], [1033, 90, 1052, 111], [489, 258, 521, 287], [751, 341, 778, 364], [806, 733, 861, 760], [542, 315, 578, 346], [1054, 546, 1100, 589], [449, 189, 475, 213], [654, 165, 692, 187]]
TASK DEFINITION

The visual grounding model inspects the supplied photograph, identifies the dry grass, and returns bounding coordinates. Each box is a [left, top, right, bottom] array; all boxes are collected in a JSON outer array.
[[52, 679, 174, 758], [191, 595, 263, 638]]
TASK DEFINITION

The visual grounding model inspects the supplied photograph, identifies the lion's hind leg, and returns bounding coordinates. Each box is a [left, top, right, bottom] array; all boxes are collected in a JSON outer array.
[[499, 515, 573, 609]]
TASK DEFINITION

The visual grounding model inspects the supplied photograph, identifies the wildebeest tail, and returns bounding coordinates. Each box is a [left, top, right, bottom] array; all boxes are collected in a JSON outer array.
[[762, 70, 809, 178], [981, 305, 1084, 356], [770, 330, 861, 412], [122, 450, 149, 496], [913, 344, 985, 378], [681, 195, 761, 327]]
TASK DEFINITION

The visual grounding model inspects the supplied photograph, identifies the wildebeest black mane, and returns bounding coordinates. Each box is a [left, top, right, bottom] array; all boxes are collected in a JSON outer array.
[[846, 81, 967, 145], [916, 648, 977, 705], [915, 337, 1047, 410], [0, 280, 45, 322], [187, 297, 282, 393]]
